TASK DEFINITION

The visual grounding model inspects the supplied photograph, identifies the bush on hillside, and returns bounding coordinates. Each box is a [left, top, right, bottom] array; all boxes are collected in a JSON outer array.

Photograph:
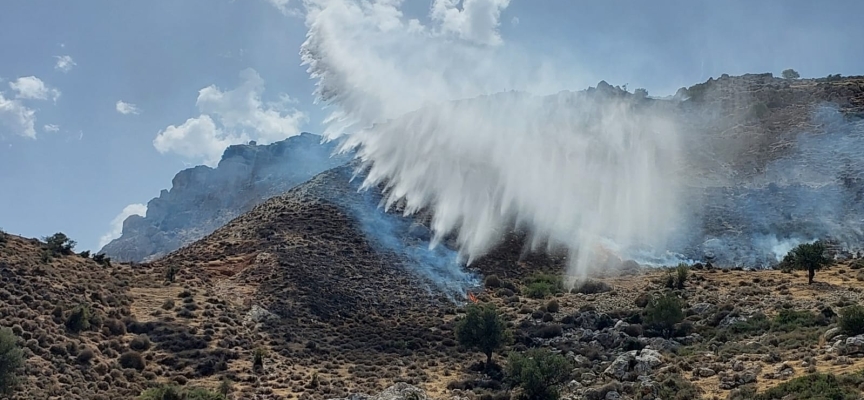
[[644, 293, 684, 338], [44, 232, 76, 255], [65, 304, 91, 333], [119, 350, 146, 370], [675, 263, 689, 289], [572, 279, 612, 294], [839, 305, 864, 336], [524, 273, 564, 299], [755, 373, 860, 400], [0, 327, 24, 395], [782, 69, 800, 79], [455, 303, 511, 366], [138, 384, 226, 400], [505, 348, 572, 400]]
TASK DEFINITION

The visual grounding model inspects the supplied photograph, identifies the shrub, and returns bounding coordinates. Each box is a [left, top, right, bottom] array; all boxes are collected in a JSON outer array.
[[0, 229, 6, 247], [455, 303, 511, 366], [644, 293, 684, 338], [0, 328, 24, 395], [571, 279, 612, 295], [79, 250, 91, 258], [675, 263, 689, 289], [253, 347, 267, 373], [166, 266, 178, 283], [505, 348, 572, 400], [524, 273, 563, 299], [655, 374, 702, 400], [781, 69, 800, 80], [484, 275, 501, 289], [218, 379, 233, 396], [119, 351, 146, 370], [138, 384, 226, 400], [65, 304, 92, 333], [130, 335, 151, 351], [76, 348, 95, 364], [755, 373, 858, 400], [545, 299, 560, 313], [773, 309, 823, 331], [839, 305, 864, 336], [93, 253, 112, 267], [780, 241, 831, 284]]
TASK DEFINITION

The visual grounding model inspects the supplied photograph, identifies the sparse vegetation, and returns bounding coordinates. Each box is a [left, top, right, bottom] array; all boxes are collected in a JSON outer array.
[[675, 263, 689, 289], [253, 347, 267, 373], [119, 350, 146, 371], [93, 252, 112, 266], [484, 274, 501, 288], [0, 328, 24, 395], [644, 292, 684, 338], [524, 273, 564, 299], [754, 373, 861, 400], [166, 265, 179, 283], [781, 241, 832, 284], [455, 303, 511, 366], [571, 279, 612, 294], [505, 348, 572, 400]]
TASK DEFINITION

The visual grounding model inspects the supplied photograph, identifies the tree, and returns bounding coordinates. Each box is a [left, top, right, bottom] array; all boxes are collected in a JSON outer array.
[[644, 293, 684, 338], [455, 303, 511, 367], [0, 328, 23, 395], [782, 69, 800, 79], [44, 232, 76, 255], [506, 349, 572, 400], [782, 241, 831, 284]]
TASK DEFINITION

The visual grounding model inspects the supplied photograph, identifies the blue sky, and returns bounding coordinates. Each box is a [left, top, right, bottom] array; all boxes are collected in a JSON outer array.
[[1, 0, 862, 252]]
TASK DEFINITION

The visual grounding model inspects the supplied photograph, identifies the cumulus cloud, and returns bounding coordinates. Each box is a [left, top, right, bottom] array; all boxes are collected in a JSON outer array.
[[0, 92, 37, 138], [54, 55, 76, 73], [430, 0, 511, 45], [9, 76, 61, 102], [115, 100, 140, 115], [99, 203, 148, 249], [43, 124, 60, 132], [154, 68, 307, 166], [266, 0, 302, 16]]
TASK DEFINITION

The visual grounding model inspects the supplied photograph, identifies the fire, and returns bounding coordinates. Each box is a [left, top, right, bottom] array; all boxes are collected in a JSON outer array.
[[467, 291, 478, 303]]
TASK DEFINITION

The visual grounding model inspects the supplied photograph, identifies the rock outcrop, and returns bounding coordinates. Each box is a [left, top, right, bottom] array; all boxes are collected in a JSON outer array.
[[99, 133, 352, 262]]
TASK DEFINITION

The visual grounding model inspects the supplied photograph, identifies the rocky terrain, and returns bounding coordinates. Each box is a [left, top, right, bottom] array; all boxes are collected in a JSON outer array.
[[99, 132, 352, 263], [3, 73, 864, 400]]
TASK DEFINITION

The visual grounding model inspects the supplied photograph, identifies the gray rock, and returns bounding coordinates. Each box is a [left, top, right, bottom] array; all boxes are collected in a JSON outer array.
[[328, 383, 427, 400], [841, 335, 864, 355], [697, 368, 716, 378], [604, 391, 622, 400], [824, 327, 842, 341], [690, 302, 716, 315]]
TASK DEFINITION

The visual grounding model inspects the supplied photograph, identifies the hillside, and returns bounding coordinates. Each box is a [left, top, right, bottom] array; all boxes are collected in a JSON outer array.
[[3, 73, 864, 400], [99, 132, 352, 263]]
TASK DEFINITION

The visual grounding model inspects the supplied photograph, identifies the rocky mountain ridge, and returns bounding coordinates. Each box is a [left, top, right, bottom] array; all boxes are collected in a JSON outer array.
[[99, 133, 352, 263]]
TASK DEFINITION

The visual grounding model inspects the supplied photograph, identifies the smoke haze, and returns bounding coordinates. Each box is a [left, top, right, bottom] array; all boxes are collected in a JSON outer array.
[[300, 0, 864, 286]]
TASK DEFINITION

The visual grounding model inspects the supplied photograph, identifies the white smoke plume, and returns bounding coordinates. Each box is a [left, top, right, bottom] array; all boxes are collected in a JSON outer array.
[[300, 0, 687, 283]]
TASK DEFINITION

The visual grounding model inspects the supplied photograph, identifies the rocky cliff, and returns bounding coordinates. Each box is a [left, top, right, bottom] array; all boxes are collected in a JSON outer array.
[[98, 133, 352, 262]]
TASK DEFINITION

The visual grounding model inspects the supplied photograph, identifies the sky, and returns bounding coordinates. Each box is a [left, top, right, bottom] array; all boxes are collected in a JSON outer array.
[[1, 0, 863, 252]]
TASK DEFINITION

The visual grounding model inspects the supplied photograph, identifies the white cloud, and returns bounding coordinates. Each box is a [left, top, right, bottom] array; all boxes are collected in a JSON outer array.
[[54, 55, 76, 73], [265, 0, 302, 16], [43, 124, 60, 132], [430, 0, 511, 46], [511, 16, 519, 25], [99, 203, 147, 249], [154, 68, 307, 166], [0, 93, 37, 138], [115, 100, 140, 115], [9, 76, 61, 102]]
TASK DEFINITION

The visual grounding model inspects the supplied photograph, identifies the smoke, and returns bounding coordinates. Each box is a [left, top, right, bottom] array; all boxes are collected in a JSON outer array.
[[298, 1, 864, 289]]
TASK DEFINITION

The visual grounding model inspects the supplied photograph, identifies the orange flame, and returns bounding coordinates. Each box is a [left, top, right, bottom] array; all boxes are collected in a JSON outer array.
[[467, 291, 478, 303]]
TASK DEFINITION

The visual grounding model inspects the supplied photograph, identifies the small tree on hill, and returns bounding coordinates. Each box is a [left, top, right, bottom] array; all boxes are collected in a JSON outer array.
[[0, 327, 24, 395], [506, 349, 573, 400], [44, 232, 76, 256], [644, 293, 684, 338], [455, 303, 511, 367], [782, 69, 800, 79], [782, 241, 831, 285]]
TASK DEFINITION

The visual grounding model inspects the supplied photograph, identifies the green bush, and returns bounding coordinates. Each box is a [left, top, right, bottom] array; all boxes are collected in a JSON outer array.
[[93, 253, 112, 267], [655, 374, 702, 400], [166, 265, 179, 283], [44, 232, 76, 255], [755, 373, 859, 400], [524, 273, 563, 299], [839, 305, 864, 336], [773, 309, 824, 331], [138, 384, 226, 400], [782, 69, 800, 79], [571, 279, 612, 294], [253, 347, 267, 373], [455, 303, 511, 366], [65, 304, 91, 333], [525, 282, 552, 299], [119, 350, 146, 370], [505, 348, 572, 400], [0, 328, 24, 395], [644, 293, 684, 338], [484, 275, 501, 289]]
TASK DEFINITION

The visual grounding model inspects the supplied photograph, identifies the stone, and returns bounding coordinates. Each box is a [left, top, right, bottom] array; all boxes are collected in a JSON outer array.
[[824, 327, 842, 341], [697, 368, 716, 378]]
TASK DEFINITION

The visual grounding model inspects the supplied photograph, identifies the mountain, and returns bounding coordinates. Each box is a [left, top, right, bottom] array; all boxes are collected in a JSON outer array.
[[99, 133, 353, 263]]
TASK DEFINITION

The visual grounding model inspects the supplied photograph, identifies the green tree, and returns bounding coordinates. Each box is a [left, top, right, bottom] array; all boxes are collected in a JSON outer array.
[[782, 241, 831, 284], [44, 232, 76, 255], [644, 293, 684, 338], [0, 328, 24, 395], [455, 303, 511, 366], [506, 349, 572, 400], [782, 69, 800, 79]]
